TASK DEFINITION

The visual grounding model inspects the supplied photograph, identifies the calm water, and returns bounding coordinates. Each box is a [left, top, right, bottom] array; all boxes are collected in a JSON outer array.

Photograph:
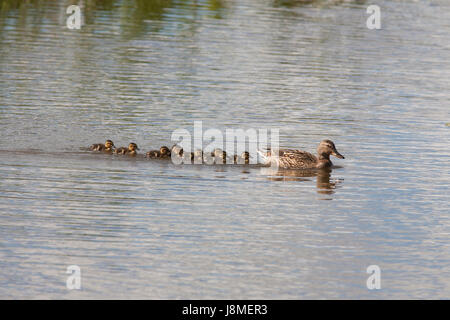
[[0, 0, 449, 299]]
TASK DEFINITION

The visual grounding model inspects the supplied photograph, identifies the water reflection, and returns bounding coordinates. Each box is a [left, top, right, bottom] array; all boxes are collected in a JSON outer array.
[[118, 0, 176, 36], [272, 0, 319, 7], [0, 0, 225, 35], [272, 0, 367, 8], [206, 0, 226, 19], [261, 167, 343, 195]]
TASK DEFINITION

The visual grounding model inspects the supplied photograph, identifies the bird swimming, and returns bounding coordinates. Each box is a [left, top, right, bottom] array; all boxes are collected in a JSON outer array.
[[212, 148, 227, 164], [114, 142, 139, 156], [90, 140, 115, 152], [234, 151, 250, 164], [192, 149, 203, 164], [146, 146, 171, 159], [258, 140, 344, 169], [171, 145, 183, 157]]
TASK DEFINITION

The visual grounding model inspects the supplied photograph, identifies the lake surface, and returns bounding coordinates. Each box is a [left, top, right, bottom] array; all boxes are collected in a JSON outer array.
[[0, 0, 449, 299]]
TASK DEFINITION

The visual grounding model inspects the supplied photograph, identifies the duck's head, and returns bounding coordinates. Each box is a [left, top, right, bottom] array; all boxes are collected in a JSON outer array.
[[317, 140, 344, 159], [128, 143, 139, 152], [105, 140, 115, 149], [160, 146, 170, 155]]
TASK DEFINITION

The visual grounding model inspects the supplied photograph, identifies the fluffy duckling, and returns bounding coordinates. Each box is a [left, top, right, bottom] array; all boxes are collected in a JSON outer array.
[[185, 152, 195, 163], [171, 145, 183, 157], [114, 142, 140, 156], [159, 146, 171, 158], [181, 150, 196, 163], [212, 148, 227, 164], [90, 140, 115, 152], [258, 140, 344, 169], [192, 149, 203, 164], [146, 146, 171, 159], [234, 151, 250, 164]]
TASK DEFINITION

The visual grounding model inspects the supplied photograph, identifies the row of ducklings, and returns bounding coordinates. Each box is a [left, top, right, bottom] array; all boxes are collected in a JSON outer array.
[[90, 140, 139, 155], [155, 145, 250, 164], [89, 140, 250, 164]]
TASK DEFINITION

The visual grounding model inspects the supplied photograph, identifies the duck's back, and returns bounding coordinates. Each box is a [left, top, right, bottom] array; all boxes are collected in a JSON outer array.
[[273, 149, 318, 169], [114, 147, 128, 154], [146, 150, 159, 158], [90, 143, 103, 151]]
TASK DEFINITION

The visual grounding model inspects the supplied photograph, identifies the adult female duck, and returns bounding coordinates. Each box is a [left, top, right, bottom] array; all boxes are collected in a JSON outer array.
[[258, 140, 344, 169]]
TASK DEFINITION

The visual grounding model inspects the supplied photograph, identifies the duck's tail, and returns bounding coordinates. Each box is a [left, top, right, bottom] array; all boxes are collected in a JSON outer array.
[[257, 149, 268, 162], [258, 148, 282, 168], [257, 148, 274, 165]]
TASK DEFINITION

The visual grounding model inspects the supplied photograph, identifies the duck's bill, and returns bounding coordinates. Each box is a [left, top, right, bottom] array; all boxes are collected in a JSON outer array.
[[332, 151, 345, 159]]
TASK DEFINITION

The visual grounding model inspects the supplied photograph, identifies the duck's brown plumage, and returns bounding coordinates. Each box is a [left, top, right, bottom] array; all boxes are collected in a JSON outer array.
[[260, 140, 344, 169]]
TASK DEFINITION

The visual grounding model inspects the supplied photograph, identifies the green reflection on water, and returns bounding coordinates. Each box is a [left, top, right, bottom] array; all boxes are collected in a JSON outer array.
[[1, 0, 227, 37]]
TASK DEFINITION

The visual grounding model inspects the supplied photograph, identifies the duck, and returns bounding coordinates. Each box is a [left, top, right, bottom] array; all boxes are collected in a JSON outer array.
[[146, 146, 171, 159], [234, 151, 250, 164], [90, 140, 115, 152], [258, 140, 344, 169], [192, 149, 203, 164], [169, 144, 185, 163], [212, 148, 227, 164], [184, 150, 201, 163], [114, 142, 140, 156], [187, 152, 195, 163], [171, 145, 183, 157]]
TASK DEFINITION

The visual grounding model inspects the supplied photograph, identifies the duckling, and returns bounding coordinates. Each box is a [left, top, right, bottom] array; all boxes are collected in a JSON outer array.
[[180, 152, 194, 163], [114, 142, 139, 156], [212, 148, 227, 164], [181, 150, 195, 163], [160, 146, 171, 158], [258, 140, 344, 169], [171, 145, 183, 157], [146, 150, 157, 158], [192, 149, 203, 164], [170, 144, 184, 161], [202, 150, 215, 165], [90, 140, 115, 152], [146, 146, 171, 159], [234, 151, 250, 164]]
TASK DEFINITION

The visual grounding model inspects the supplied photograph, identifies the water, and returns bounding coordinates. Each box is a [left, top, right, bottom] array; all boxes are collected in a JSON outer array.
[[0, 0, 449, 299]]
